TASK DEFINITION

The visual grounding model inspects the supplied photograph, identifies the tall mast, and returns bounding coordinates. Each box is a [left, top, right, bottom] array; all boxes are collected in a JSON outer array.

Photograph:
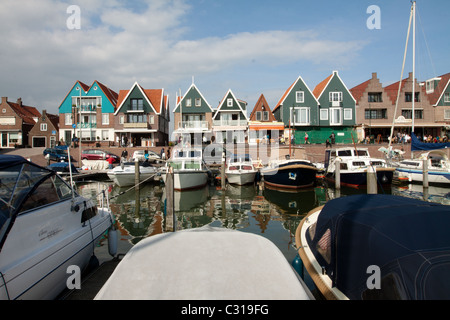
[[412, 1, 416, 134]]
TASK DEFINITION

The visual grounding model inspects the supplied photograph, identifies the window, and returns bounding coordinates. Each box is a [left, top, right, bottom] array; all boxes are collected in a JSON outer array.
[[365, 109, 387, 119], [426, 80, 435, 93], [227, 98, 233, 107], [445, 109, 450, 120], [444, 93, 450, 103], [344, 108, 353, 120], [102, 130, 109, 140], [368, 92, 383, 102], [195, 98, 201, 107], [65, 114, 72, 125], [119, 116, 124, 124], [401, 109, 423, 119], [405, 92, 420, 102], [40, 123, 47, 131], [102, 113, 109, 125], [329, 92, 343, 102], [320, 109, 328, 121], [186, 99, 192, 107], [291, 107, 310, 125], [263, 111, 269, 121], [127, 114, 147, 123], [130, 99, 144, 110], [149, 115, 155, 125], [256, 111, 262, 121], [330, 108, 342, 125], [296, 91, 304, 103]]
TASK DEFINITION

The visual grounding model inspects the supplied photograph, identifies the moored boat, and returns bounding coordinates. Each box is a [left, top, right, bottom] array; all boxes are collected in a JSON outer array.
[[107, 161, 159, 187], [225, 154, 257, 186], [0, 155, 115, 300], [95, 225, 314, 300], [261, 158, 317, 189], [162, 148, 209, 191], [295, 194, 450, 300], [324, 147, 395, 188]]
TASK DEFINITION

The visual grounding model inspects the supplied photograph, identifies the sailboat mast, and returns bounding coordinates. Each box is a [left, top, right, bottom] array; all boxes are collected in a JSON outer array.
[[412, 1, 416, 134]]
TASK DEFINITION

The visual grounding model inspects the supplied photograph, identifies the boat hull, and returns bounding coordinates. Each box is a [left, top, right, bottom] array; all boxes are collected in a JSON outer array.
[[226, 171, 257, 185], [163, 170, 209, 191], [108, 171, 157, 187], [396, 168, 450, 185], [0, 199, 113, 300], [325, 168, 395, 189], [262, 163, 317, 189]]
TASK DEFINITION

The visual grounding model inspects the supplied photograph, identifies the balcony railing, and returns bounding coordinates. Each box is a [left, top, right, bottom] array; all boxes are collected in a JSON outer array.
[[178, 121, 210, 130], [123, 122, 150, 129], [76, 105, 97, 113], [213, 119, 248, 127], [76, 123, 97, 129]]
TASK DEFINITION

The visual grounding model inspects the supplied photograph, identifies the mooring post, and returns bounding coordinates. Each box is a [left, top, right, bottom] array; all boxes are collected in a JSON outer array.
[[367, 166, 377, 194], [135, 158, 140, 191], [165, 166, 175, 231], [221, 151, 226, 190], [335, 158, 341, 189], [423, 158, 429, 188]]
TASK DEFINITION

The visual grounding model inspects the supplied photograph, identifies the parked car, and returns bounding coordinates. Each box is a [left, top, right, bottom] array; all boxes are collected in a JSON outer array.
[[43, 148, 73, 162], [203, 144, 232, 165], [81, 149, 120, 163], [131, 150, 161, 162]]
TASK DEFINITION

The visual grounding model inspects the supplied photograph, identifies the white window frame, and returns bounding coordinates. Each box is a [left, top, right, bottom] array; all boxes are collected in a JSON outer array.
[[343, 108, 353, 120], [329, 92, 343, 102], [255, 111, 262, 121], [195, 98, 201, 107], [186, 99, 192, 107], [296, 91, 304, 103], [149, 115, 155, 125], [102, 113, 109, 125], [119, 116, 124, 124], [263, 111, 269, 121], [290, 107, 310, 126], [227, 98, 233, 107], [40, 123, 47, 131], [330, 107, 342, 125], [320, 109, 329, 121], [444, 109, 450, 120], [444, 93, 450, 103], [65, 113, 73, 125]]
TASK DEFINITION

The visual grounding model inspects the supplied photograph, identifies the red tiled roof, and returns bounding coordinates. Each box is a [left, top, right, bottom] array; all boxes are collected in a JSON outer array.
[[313, 74, 333, 99], [96, 80, 119, 108], [116, 85, 165, 114], [7, 101, 41, 125], [425, 73, 450, 106], [349, 79, 370, 105]]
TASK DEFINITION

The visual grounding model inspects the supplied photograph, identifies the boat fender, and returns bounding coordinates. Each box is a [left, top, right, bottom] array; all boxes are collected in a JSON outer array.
[[108, 227, 118, 257], [291, 254, 304, 279]]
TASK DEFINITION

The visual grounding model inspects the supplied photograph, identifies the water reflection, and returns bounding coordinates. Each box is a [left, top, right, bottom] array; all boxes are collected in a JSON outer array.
[[76, 179, 450, 267]]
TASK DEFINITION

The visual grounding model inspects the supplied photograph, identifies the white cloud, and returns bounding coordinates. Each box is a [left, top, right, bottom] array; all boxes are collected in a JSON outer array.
[[0, 0, 366, 113]]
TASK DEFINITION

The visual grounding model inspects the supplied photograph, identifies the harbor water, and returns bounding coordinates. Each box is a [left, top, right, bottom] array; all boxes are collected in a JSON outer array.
[[75, 176, 450, 297]]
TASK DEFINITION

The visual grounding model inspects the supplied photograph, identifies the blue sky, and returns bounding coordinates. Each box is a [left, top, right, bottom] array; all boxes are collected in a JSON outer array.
[[0, 0, 449, 122]]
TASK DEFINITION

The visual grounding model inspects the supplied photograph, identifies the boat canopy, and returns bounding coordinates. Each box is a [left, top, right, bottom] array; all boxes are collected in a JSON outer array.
[[411, 132, 450, 151], [306, 194, 450, 300], [0, 155, 74, 249]]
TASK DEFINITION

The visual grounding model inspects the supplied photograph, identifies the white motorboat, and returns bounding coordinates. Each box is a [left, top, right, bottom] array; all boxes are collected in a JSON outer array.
[[225, 154, 257, 186], [107, 161, 158, 187], [162, 148, 209, 191], [0, 155, 115, 300], [95, 225, 314, 300], [324, 147, 395, 188]]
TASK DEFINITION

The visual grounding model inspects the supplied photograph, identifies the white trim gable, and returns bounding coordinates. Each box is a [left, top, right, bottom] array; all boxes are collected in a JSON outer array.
[[280, 75, 319, 107], [114, 82, 158, 115], [316, 71, 357, 103], [174, 83, 214, 113], [213, 89, 248, 121], [434, 79, 450, 107]]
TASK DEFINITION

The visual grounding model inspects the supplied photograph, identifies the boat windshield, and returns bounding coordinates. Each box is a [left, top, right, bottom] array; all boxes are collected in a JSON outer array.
[[0, 160, 73, 234]]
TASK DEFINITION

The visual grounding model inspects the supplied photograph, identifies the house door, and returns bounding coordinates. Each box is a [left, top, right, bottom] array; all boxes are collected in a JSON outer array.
[[1, 133, 6, 147], [65, 130, 72, 146]]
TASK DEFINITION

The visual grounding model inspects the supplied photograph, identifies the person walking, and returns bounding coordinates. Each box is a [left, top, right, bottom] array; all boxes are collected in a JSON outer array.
[[107, 156, 114, 169], [121, 149, 128, 163], [304, 132, 309, 144], [329, 132, 335, 145]]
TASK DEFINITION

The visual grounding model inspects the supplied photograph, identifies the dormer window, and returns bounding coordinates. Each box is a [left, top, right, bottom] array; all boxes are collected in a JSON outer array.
[[227, 98, 233, 107]]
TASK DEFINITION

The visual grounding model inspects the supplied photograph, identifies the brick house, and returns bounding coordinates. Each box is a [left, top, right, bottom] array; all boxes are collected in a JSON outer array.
[[0, 97, 40, 148], [28, 110, 60, 148]]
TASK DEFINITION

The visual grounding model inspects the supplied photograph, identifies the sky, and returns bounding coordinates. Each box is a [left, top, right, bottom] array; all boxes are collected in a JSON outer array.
[[1, 0, 449, 125]]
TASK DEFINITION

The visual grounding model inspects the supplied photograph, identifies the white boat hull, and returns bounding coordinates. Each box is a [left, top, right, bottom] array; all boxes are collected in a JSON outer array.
[[396, 168, 450, 185], [226, 170, 257, 185], [107, 165, 157, 187], [162, 170, 209, 191], [0, 198, 113, 300]]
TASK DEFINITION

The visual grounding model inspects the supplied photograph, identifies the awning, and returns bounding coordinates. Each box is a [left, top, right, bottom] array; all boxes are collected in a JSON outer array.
[[248, 122, 285, 131]]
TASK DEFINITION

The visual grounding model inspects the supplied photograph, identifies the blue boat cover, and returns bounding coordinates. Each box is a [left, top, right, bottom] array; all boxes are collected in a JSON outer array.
[[306, 194, 450, 300], [0, 154, 29, 170], [411, 132, 450, 151]]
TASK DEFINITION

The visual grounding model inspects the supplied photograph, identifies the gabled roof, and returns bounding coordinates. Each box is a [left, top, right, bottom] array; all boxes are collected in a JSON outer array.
[[313, 74, 333, 99], [425, 73, 450, 106], [174, 83, 214, 113], [273, 75, 318, 113], [213, 89, 248, 120], [384, 76, 409, 105], [249, 94, 277, 122], [114, 82, 165, 115], [6, 99, 41, 125], [94, 80, 119, 108]]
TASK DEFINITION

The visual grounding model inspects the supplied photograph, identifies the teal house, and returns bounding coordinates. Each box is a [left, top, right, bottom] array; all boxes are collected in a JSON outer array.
[[173, 83, 214, 145], [58, 80, 118, 145]]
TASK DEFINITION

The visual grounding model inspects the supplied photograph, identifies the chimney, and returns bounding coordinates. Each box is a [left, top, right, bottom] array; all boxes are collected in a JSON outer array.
[[372, 72, 377, 80], [1, 97, 7, 104], [17, 98, 22, 107]]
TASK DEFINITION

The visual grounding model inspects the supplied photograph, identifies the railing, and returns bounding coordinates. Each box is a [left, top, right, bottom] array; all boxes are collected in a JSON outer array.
[[178, 121, 210, 130], [76, 105, 97, 113], [123, 122, 150, 129], [76, 123, 97, 128], [213, 119, 248, 127]]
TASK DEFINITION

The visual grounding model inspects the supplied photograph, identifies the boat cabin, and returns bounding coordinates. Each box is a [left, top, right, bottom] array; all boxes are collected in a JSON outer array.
[[325, 148, 386, 171]]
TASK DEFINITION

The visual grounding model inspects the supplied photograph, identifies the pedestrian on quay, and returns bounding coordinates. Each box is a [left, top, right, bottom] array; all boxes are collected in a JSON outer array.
[[326, 139, 332, 148], [329, 132, 335, 144], [107, 156, 114, 169], [304, 132, 309, 144], [121, 149, 128, 163]]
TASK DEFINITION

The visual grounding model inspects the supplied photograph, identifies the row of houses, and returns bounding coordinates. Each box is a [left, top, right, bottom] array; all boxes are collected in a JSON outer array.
[[1, 70, 450, 149]]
